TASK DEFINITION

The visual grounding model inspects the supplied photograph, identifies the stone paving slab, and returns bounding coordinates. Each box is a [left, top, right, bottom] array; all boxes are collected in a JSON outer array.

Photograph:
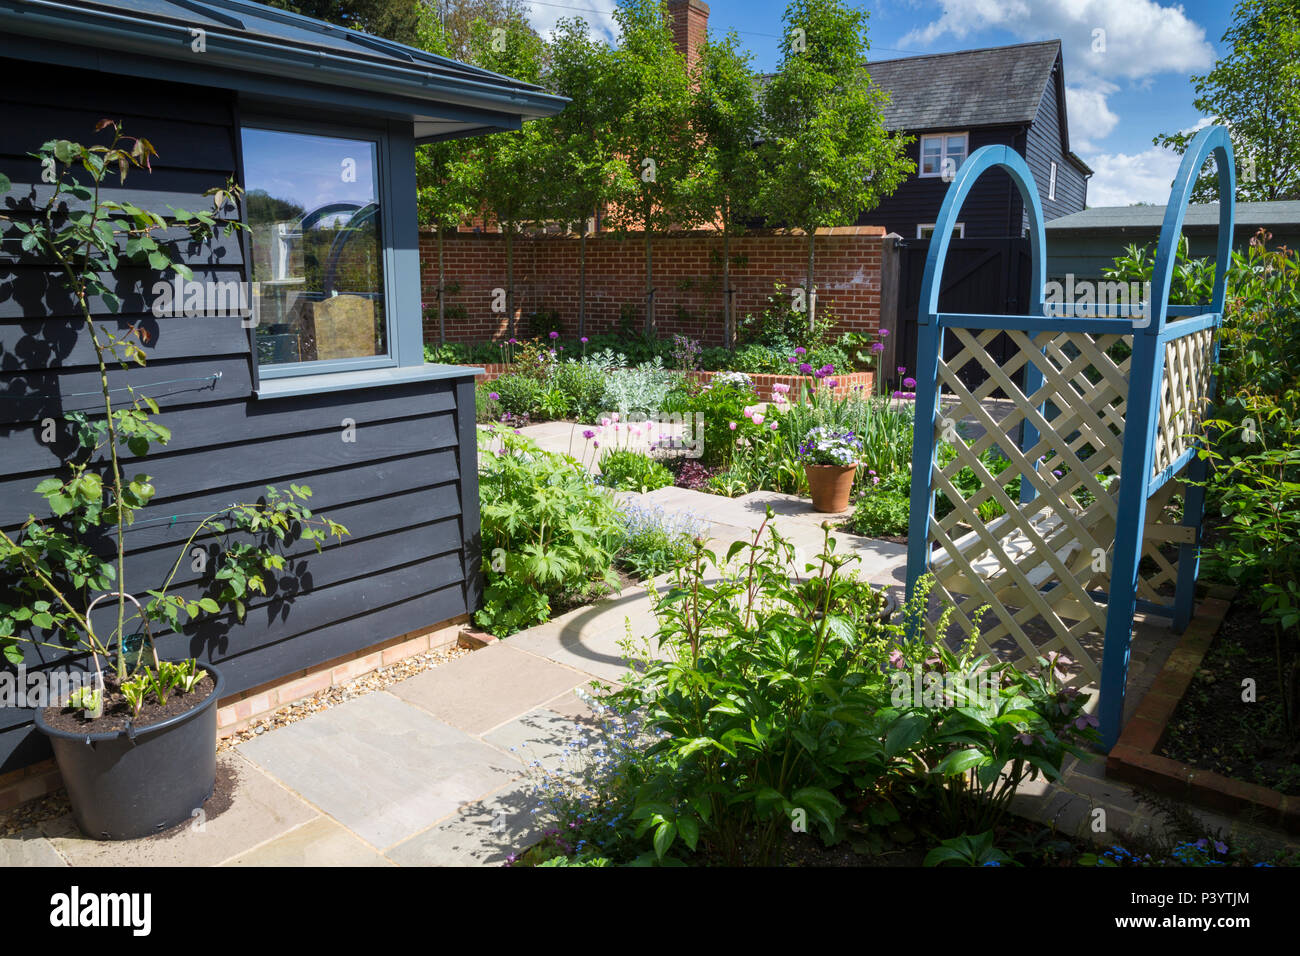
[[237, 691, 520, 850], [385, 781, 537, 867], [40, 752, 318, 867], [0, 826, 67, 867], [388, 643, 591, 735], [222, 815, 392, 867]]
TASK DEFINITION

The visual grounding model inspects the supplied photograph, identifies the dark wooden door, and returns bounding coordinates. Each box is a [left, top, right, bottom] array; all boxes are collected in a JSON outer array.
[[895, 237, 1031, 395]]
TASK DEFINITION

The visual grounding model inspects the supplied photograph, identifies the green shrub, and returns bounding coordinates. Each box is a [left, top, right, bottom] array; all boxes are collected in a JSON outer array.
[[602, 359, 684, 418], [493, 374, 543, 418], [852, 487, 910, 537], [549, 361, 607, 420], [476, 426, 622, 635], [613, 503, 707, 579], [597, 449, 674, 493], [475, 381, 502, 423], [613, 526, 1098, 865]]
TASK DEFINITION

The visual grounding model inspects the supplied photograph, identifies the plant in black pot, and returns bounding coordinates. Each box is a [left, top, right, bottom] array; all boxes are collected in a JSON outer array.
[[0, 124, 348, 839]]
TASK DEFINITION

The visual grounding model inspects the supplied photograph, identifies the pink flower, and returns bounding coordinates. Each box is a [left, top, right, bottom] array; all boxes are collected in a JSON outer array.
[[888, 650, 905, 670], [770, 421, 778, 430], [751, 413, 765, 425], [772, 383, 791, 394], [729, 421, 737, 430]]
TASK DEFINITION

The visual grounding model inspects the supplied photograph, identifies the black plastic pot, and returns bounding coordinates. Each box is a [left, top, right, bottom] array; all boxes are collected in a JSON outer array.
[[34, 662, 223, 840]]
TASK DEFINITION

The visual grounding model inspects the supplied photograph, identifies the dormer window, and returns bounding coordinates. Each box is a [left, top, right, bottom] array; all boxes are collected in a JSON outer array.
[[919, 132, 969, 178]]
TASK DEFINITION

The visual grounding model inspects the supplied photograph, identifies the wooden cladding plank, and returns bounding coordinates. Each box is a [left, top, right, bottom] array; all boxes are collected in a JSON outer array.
[[0, 103, 236, 171], [0, 354, 251, 428], [0, 315, 250, 375], [0, 264, 245, 321], [0, 66, 234, 128], [0, 377, 455, 476], [0, 415, 458, 526]]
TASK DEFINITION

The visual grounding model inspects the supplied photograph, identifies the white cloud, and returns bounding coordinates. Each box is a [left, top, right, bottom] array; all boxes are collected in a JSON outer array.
[[525, 0, 619, 45], [1066, 82, 1119, 151], [901, 0, 1214, 82], [1082, 145, 1183, 206], [901, 0, 1216, 151]]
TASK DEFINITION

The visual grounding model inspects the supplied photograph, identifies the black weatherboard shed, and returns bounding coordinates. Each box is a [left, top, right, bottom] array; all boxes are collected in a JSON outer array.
[[0, 0, 565, 771]]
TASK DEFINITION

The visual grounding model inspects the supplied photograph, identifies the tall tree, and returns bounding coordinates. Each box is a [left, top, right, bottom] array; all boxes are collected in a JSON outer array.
[[690, 31, 762, 349], [267, 0, 421, 45], [413, 10, 475, 345], [604, 0, 699, 335], [542, 19, 623, 339], [1154, 0, 1300, 202], [462, 18, 552, 338], [426, 0, 534, 62], [757, 0, 912, 331]]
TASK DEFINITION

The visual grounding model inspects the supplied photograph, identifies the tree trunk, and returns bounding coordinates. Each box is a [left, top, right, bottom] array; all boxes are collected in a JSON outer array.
[[437, 226, 446, 345], [722, 208, 733, 349], [806, 229, 817, 334], [644, 227, 654, 336], [505, 221, 516, 340], [578, 223, 587, 339]]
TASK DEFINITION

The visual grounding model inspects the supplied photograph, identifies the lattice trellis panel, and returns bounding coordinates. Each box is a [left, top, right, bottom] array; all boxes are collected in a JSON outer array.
[[925, 326, 1195, 682], [1153, 326, 1216, 480]]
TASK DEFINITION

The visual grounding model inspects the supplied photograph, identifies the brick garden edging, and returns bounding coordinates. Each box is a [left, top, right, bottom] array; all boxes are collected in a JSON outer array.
[[462, 364, 876, 402], [0, 616, 467, 813], [1105, 586, 1300, 834]]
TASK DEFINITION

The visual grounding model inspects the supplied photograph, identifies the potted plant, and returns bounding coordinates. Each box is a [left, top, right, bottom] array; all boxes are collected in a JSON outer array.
[[0, 124, 347, 839], [799, 427, 862, 513]]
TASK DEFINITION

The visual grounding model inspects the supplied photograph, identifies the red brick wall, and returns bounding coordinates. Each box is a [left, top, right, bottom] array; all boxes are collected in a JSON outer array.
[[667, 0, 709, 71], [419, 227, 887, 346]]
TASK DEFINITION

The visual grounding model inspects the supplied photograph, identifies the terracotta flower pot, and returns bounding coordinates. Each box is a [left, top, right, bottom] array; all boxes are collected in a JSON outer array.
[[805, 463, 857, 513]]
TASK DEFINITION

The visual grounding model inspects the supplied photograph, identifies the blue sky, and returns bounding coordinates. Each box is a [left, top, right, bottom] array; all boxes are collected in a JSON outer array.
[[523, 0, 1237, 207]]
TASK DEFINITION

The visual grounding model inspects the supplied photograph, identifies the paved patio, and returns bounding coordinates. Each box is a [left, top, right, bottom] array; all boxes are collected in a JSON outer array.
[[2, 474, 1290, 865]]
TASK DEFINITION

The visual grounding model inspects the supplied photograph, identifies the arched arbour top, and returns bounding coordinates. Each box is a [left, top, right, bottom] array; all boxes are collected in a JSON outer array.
[[917, 145, 1048, 322], [1147, 125, 1236, 331]]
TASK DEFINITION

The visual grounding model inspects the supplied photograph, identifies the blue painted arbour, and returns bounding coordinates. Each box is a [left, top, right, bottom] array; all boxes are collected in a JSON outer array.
[[904, 126, 1236, 749]]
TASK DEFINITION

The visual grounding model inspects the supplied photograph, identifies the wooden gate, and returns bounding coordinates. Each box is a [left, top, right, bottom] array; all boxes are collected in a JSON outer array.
[[896, 237, 1031, 393]]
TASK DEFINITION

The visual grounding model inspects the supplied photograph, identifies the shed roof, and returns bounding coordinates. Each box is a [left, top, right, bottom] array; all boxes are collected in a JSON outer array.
[[0, 0, 566, 141], [1045, 201, 1300, 234]]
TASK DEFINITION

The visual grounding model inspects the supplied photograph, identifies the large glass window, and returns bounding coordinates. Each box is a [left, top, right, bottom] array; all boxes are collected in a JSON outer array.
[[242, 127, 388, 371]]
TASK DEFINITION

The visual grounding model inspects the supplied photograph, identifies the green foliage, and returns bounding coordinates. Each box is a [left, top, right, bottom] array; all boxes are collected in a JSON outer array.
[[1152, 0, 1300, 202], [674, 376, 764, 469], [601, 358, 684, 418], [597, 450, 674, 493], [613, 503, 706, 580], [267, 0, 421, 45], [757, 0, 913, 320], [603, 0, 699, 334], [923, 831, 1014, 867], [613, 523, 1095, 865], [851, 485, 910, 537], [476, 427, 623, 635]]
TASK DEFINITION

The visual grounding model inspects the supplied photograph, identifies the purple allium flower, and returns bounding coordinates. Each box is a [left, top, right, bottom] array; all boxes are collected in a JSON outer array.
[[582, 429, 595, 440], [897, 366, 907, 375], [798, 362, 813, 374], [878, 328, 890, 337], [787, 356, 797, 364], [826, 378, 838, 388], [903, 377, 916, 388], [549, 331, 559, 339], [508, 337, 518, 345], [794, 346, 806, 355], [580, 336, 589, 344], [871, 342, 885, 353], [488, 392, 500, 401]]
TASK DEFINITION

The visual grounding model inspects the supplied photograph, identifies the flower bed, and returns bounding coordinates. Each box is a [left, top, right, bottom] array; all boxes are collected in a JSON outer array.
[[462, 363, 875, 401], [686, 368, 874, 401]]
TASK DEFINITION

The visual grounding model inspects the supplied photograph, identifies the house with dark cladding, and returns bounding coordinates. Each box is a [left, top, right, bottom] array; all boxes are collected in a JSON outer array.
[[0, 0, 564, 772], [858, 39, 1092, 239]]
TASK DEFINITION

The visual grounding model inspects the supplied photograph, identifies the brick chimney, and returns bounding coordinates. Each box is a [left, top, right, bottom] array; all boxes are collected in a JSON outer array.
[[667, 0, 709, 70]]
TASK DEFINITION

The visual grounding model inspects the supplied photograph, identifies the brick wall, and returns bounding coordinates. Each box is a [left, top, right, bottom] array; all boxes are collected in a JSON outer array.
[[419, 226, 888, 347]]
